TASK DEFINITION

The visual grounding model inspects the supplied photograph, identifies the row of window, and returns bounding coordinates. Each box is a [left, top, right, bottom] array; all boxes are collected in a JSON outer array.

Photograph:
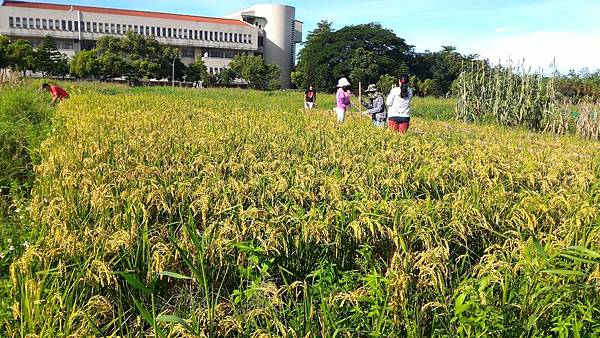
[[209, 67, 227, 75], [8, 16, 254, 44]]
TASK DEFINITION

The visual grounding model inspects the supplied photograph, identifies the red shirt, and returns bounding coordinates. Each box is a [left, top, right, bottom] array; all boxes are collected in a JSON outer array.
[[50, 86, 69, 100]]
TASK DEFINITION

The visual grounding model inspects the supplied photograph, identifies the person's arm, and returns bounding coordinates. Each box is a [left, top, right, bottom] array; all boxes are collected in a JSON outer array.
[[51, 94, 59, 105], [386, 89, 395, 107]]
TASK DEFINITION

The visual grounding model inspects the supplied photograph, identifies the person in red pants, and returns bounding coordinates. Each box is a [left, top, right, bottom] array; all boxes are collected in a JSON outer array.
[[386, 75, 413, 133], [41, 83, 69, 105]]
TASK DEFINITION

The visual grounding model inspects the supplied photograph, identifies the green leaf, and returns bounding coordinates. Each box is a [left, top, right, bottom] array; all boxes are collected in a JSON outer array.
[[532, 236, 548, 260], [560, 253, 599, 265], [159, 271, 193, 280], [455, 293, 468, 315], [119, 272, 151, 294], [566, 246, 600, 259], [541, 269, 585, 277], [157, 314, 196, 334]]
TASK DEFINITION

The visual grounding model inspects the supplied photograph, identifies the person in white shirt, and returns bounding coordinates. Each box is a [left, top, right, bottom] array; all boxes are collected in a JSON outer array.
[[386, 75, 413, 133]]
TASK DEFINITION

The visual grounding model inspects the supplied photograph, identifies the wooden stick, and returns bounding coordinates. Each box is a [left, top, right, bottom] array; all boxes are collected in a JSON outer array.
[[359, 82, 362, 115]]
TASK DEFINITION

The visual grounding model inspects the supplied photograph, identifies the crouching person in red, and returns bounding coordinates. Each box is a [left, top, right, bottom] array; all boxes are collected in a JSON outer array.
[[386, 75, 413, 133], [41, 83, 69, 104]]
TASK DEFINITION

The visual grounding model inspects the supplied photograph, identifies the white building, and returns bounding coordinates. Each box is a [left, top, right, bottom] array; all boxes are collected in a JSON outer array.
[[0, 0, 302, 87], [225, 5, 302, 88]]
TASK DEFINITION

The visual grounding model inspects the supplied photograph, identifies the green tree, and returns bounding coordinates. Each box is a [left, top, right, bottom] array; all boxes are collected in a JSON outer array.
[[70, 49, 101, 78], [349, 47, 378, 87], [218, 68, 237, 86], [0, 36, 10, 73], [53, 53, 69, 78], [376, 74, 396, 97], [186, 58, 209, 83], [266, 64, 281, 90], [229, 54, 267, 90], [95, 32, 185, 82], [7, 39, 35, 76], [290, 69, 307, 89], [296, 22, 413, 92], [35, 36, 63, 77]]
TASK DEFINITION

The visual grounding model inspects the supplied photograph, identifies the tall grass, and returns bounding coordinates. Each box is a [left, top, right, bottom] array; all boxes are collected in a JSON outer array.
[[0, 81, 54, 330], [2, 85, 600, 337], [456, 61, 600, 140]]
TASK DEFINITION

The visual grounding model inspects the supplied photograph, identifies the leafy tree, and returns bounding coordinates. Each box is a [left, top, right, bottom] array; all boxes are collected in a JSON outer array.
[[229, 54, 267, 89], [296, 22, 413, 92], [290, 69, 307, 89], [349, 47, 379, 87], [266, 64, 281, 90], [376, 74, 396, 97], [53, 53, 69, 78], [0, 36, 10, 72], [70, 49, 100, 78], [7, 39, 35, 76], [95, 32, 184, 82], [217, 68, 237, 86], [186, 58, 209, 83], [35, 36, 63, 77]]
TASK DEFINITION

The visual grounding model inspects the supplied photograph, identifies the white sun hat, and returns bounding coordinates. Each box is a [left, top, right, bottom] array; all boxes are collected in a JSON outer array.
[[337, 77, 351, 87]]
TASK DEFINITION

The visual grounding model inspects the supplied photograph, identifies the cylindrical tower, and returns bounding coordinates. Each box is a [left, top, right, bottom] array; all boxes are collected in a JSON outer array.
[[225, 4, 302, 88], [250, 4, 295, 88]]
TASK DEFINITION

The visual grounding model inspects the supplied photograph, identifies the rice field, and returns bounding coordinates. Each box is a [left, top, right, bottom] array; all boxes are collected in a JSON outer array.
[[1, 84, 600, 337]]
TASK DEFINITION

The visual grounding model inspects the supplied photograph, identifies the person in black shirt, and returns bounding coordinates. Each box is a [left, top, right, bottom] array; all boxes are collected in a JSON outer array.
[[304, 86, 316, 109]]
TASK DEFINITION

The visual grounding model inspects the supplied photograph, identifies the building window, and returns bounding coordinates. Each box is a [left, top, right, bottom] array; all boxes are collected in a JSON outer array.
[[9, 17, 14, 28], [151, 27, 155, 36], [209, 67, 213, 74], [41, 19, 46, 29], [167, 28, 171, 37], [162, 27, 166, 37], [74, 21, 78, 31], [67, 20, 72, 31], [180, 47, 194, 58], [22, 17, 28, 29], [145, 26, 150, 35], [155, 27, 160, 37], [105, 23, 110, 33], [219, 32, 223, 41], [224, 50, 236, 59], [92, 22, 97, 32], [57, 40, 73, 50], [209, 31, 213, 40], [258, 36, 264, 47], [208, 49, 224, 58], [85, 22, 90, 32]]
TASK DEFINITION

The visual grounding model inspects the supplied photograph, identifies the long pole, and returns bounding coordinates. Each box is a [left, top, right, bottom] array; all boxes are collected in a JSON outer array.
[[172, 55, 176, 87], [358, 82, 362, 115]]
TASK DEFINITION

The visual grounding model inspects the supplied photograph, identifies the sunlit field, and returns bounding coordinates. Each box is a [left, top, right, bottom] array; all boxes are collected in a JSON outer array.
[[1, 83, 599, 337]]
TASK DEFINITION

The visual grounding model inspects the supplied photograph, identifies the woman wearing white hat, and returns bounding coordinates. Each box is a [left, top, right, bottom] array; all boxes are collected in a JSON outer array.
[[334, 77, 352, 123]]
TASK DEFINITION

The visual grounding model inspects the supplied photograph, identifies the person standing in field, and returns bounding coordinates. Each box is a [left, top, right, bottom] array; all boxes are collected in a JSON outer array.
[[361, 84, 387, 128], [386, 75, 413, 133], [334, 78, 352, 123], [305, 85, 316, 109], [41, 83, 69, 105]]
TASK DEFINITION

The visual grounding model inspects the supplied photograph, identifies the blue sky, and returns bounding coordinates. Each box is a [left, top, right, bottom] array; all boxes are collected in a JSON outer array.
[[30, 0, 600, 72]]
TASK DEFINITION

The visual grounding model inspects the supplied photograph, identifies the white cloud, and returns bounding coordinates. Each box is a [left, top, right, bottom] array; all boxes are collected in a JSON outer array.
[[463, 31, 600, 72], [495, 27, 509, 33]]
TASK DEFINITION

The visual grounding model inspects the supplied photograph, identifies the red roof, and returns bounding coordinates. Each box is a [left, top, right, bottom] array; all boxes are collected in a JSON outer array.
[[2, 0, 249, 26]]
